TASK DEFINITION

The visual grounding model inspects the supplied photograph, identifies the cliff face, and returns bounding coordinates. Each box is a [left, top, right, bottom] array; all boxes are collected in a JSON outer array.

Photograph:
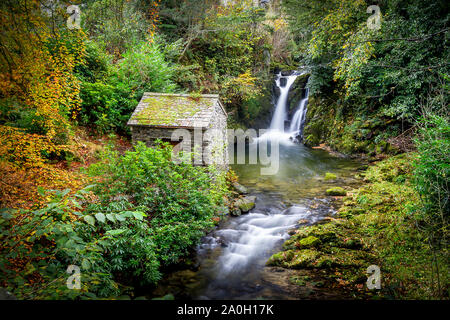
[[271, 71, 310, 124], [302, 94, 402, 158], [287, 73, 309, 117]]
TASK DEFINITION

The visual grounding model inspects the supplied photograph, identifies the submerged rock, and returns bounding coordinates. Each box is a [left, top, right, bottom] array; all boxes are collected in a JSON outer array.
[[326, 187, 347, 196], [324, 172, 337, 181]]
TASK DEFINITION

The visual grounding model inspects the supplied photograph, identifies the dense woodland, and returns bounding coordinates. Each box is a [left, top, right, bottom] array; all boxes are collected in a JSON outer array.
[[0, 0, 448, 299]]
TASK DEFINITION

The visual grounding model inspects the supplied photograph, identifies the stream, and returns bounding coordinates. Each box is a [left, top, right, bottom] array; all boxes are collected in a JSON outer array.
[[149, 72, 363, 300], [150, 142, 362, 300]]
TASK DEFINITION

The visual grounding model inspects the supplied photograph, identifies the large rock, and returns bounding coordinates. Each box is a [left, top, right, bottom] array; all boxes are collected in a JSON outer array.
[[234, 195, 256, 214], [230, 207, 242, 217], [326, 187, 347, 196], [232, 182, 248, 195]]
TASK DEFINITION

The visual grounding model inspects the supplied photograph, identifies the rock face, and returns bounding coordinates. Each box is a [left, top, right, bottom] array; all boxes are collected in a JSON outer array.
[[287, 73, 310, 116]]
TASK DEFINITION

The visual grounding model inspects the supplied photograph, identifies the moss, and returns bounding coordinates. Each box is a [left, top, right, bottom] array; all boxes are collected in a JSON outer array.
[[326, 187, 347, 196], [235, 196, 256, 213], [239, 201, 255, 212], [302, 95, 400, 156], [266, 250, 296, 266], [292, 223, 339, 243], [287, 249, 321, 269], [267, 154, 448, 298], [289, 275, 309, 286], [324, 172, 337, 180], [132, 95, 214, 126], [296, 236, 321, 248]]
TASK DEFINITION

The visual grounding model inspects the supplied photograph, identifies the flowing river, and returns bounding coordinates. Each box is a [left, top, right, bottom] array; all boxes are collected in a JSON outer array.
[[149, 142, 362, 300], [148, 71, 363, 300]]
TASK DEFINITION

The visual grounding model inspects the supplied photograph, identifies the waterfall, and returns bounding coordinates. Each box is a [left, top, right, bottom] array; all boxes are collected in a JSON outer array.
[[269, 73, 298, 131], [289, 87, 309, 138], [258, 70, 309, 144]]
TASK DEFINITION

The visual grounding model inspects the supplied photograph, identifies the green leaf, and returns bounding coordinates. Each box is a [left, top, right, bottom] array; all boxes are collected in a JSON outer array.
[[95, 213, 106, 223], [106, 213, 116, 222], [132, 212, 144, 220], [72, 199, 82, 209], [37, 186, 46, 197], [106, 229, 126, 236], [115, 214, 126, 222], [81, 258, 91, 270], [83, 215, 95, 226]]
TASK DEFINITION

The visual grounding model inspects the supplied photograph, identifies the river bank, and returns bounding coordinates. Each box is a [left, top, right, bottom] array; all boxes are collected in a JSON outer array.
[[146, 149, 448, 300], [267, 152, 448, 299]]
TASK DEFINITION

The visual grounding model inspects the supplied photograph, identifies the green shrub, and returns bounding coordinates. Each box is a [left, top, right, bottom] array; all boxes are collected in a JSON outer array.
[[0, 143, 229, 299], [413, 115, 449, 244], [111, 41, 178, 98], [79, 81, 137, 133], [0, 187, 150, 299], [77, 40, 179, 134], [89, 141, 228, 265], [75, 40, 111, 83]]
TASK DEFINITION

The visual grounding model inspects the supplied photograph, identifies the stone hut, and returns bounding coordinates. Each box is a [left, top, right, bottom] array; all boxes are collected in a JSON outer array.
[[127, 92, 228, 167]]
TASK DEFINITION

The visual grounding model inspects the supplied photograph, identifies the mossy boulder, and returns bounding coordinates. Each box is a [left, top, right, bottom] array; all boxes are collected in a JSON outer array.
[[313, 248, 371, 269], [296, 236, 321, 249], [326, 187, 347, 196], [324, 172, 337, 180], [287, 249, 321, 268], [230, 207, 242, 216], [292, 223, 339, 243], [234, 196, 256, 213], [266, 250, 296, 266]]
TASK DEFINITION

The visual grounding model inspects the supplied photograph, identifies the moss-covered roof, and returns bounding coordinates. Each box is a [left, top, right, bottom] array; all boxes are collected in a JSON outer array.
[[127, 93, 225, 128]]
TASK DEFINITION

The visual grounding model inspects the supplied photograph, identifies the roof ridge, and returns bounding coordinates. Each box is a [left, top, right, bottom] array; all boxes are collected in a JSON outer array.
[[143, 92, 220, 99]]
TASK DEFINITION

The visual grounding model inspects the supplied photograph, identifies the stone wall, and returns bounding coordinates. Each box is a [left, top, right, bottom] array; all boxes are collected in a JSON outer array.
[[129, 100, 228, 169]]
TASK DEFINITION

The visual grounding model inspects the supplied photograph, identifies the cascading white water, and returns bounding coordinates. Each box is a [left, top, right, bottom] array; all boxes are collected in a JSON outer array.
[[289, 88, 309, 136], [215, 207, 312, 277], [269, 73, 298, 131]]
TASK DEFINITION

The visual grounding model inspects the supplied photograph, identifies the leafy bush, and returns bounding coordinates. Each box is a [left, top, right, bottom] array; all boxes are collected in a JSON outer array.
[[413, 115, 449, 245], [0, 142, 229, 299], [77, 40, 178, 134], [75, 40, 111, 83], [88, 141, 228, 265], [0, 187, 146, 299], [79, 82, 137, 134]]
